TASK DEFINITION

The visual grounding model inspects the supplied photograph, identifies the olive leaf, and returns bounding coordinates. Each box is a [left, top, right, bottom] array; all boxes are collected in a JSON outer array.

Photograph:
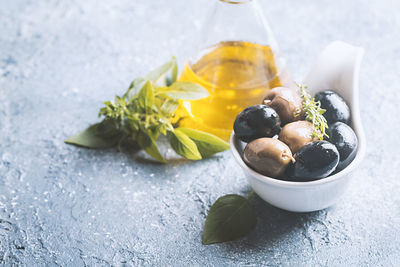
[[202, 194, 257, 245], [124, 77, 146, 101], [160, 99, 179, 115], [138, 81, 154, 112], [177, 127, 230, 158], [169, 128, 202, 160], [160, 81, 209, 100], [144, 57, 177, 86], [65, 120, 122, 149], [168, 59, 178, 86], [137, 130, 166, 163]]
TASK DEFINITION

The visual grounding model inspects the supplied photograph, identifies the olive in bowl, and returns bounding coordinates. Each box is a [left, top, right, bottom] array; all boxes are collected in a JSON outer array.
[[315, 90, 351, 125], [279, 121, 318, 153], [243, 138, 295, 177], [263, 87, 305, 125], [292, 141, 339, 181], [328, 122, 358, 171], [233, 105, 281, 143]]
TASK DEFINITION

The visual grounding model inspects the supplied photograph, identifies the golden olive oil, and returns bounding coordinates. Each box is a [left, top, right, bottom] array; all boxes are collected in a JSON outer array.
[[178, 41, 288, 140]]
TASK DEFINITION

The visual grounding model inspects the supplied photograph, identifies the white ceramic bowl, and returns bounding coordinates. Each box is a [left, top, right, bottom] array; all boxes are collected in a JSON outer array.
[[230, 41, 366, 212]]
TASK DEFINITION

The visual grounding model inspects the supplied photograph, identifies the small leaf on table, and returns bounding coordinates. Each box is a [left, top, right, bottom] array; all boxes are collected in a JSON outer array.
[[178, 127, 230, 158], [169, 128, 202, 160], [202, 194, 257, 245], [65, 120, 122, 149]]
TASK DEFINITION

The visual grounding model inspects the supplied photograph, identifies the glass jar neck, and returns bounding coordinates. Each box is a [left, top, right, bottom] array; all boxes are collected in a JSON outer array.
[[191, 0, 279, 61], [218, 0, 253, 4]]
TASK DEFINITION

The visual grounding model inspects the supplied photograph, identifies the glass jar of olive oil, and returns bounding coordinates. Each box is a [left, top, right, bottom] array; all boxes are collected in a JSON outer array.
[[178, 0, 291, 140]]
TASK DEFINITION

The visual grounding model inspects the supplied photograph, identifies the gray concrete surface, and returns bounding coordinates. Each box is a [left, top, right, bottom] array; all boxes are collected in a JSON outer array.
[[1, 0, 399, 265]]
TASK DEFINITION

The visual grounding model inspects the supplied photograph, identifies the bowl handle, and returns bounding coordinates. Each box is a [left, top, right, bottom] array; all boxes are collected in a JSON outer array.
[[303, 41, 364, 99], [303, 41, 366, 163]]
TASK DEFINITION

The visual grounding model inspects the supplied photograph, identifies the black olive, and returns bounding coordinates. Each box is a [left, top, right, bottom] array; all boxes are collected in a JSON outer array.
[[280, 162, 296, 181], [328, 122, 358, 172], [293, 141, 339, 181], [234, 105, 281, 143], [315, 90, 350, 125]]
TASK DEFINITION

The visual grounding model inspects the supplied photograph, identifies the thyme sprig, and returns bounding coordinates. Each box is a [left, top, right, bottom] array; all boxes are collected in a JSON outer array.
[[297, 83, 329, 140]]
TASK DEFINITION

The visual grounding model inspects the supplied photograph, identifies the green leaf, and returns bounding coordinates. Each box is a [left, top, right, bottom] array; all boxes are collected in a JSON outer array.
[[160, 99, 179, 115], [160, 82, 209, 100], [65, 120, 122, 149], [123, 78, 146, 100], [99, 96, 129, 122], [137, 130, 166, 163], [169, 128, 202, 160], [178, 128, 230, 158], [137, 81, 154, 112], [167, 56, 178, 86], [144, 57, 177, 86], [156, 124, 168, 136], [125, 116, 140, 133], [202, 194, 257, 245]]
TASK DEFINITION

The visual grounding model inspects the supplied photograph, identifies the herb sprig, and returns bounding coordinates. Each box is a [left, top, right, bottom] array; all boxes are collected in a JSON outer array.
[[297, 83, 329, 140], [65, 57, 229, 162]]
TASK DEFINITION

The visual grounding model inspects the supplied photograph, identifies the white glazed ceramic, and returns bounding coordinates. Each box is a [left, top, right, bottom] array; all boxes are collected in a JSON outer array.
[[230, 41, 366, 212]]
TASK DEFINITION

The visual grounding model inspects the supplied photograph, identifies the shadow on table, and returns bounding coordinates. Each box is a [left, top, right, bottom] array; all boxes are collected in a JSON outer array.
[[219, 193, 330, 252], [117, 137, 222, 166]]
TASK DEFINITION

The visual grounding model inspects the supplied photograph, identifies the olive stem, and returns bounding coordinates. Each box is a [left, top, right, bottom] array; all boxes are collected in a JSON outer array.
[[283, 152, 296, 163], [247, 190, 256, 200]]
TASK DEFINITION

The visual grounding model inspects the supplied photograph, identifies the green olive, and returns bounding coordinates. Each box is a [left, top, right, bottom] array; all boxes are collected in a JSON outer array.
[[263, 87, 304, 125], [279, 121, 318, 153], [243, 138, 295, 178]]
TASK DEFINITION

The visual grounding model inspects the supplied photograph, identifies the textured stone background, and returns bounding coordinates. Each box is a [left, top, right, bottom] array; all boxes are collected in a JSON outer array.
[[1, 0, 400, 265]]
